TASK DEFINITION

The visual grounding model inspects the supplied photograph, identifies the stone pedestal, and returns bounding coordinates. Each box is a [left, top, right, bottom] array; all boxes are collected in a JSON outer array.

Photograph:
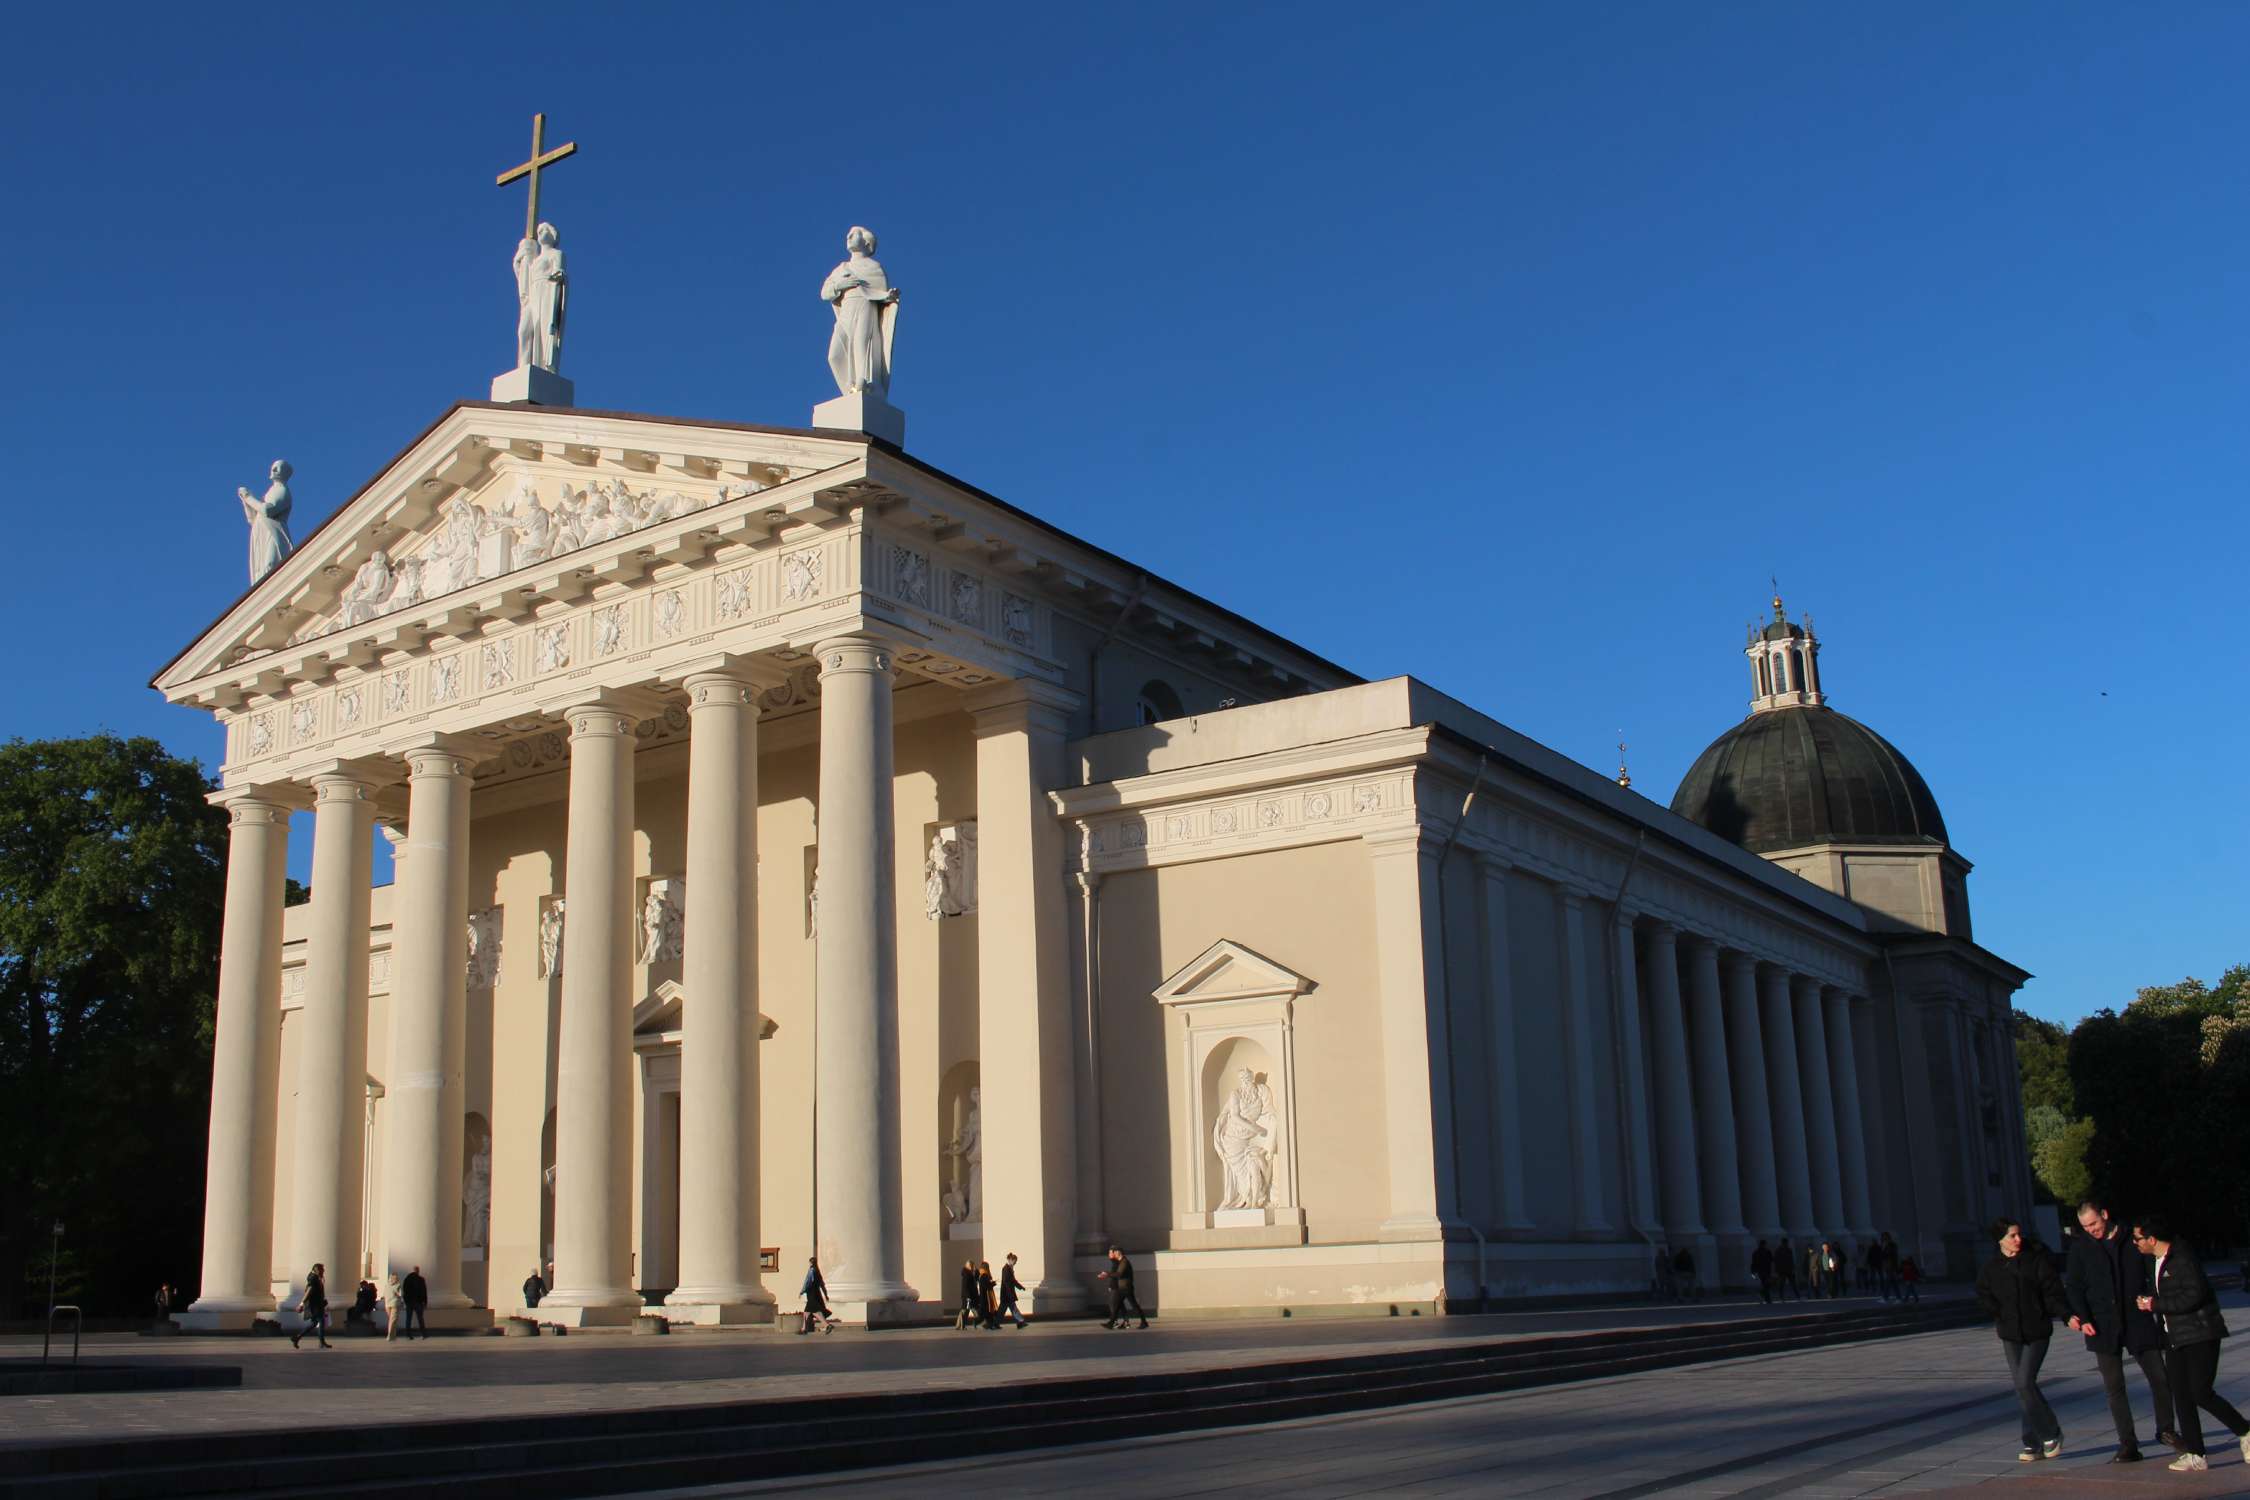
[[811, 389, 905, 445], [490, 364, 574, 406]]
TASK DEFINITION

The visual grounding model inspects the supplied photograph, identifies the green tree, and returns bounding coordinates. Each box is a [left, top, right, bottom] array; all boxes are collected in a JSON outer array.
[[2013, 1010, 2074, 1116], [2032, 1117, 2095, 1207], [0, 735, 228, 1317]]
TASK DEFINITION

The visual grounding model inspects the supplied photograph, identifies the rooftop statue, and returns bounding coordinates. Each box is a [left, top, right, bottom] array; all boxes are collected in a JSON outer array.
[[514, 221, 567, 373], [239, 460, 295, 584], [821, 226, 899, 398]]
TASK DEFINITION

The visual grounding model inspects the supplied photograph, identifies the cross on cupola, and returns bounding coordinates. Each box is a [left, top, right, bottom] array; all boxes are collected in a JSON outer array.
[[1743, 587, 1825, 713]]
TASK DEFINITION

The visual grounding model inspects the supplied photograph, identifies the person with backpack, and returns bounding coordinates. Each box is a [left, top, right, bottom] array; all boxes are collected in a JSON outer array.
[[798, 1257, 838, 1334]]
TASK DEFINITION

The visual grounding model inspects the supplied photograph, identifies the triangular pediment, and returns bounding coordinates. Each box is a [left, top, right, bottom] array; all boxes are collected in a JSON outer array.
[[632, 978, 778, 1040], [1152, 939, 1316, 1008], [155, 402, 875, 698]]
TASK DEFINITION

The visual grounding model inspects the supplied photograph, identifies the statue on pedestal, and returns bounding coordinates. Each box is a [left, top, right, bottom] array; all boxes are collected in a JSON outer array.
[[239, 460, 296, 584], [821, 226, 898, 397], [943, 1085, 982, 1226], [514, 221, 567, 373]]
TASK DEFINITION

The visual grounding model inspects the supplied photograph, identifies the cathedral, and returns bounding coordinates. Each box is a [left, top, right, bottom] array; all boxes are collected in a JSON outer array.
[[159, 215, 2032, 1329]]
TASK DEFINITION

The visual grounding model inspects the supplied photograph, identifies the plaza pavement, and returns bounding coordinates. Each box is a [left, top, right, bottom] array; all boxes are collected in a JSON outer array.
[[7, 1289, 2248, 1497], [657, 1294, 2250, 1498]]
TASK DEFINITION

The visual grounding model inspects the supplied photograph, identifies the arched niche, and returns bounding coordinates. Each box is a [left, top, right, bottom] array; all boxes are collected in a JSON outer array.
[[1152, 939, 1314, 1238], [937, 1060, 981, 1239]]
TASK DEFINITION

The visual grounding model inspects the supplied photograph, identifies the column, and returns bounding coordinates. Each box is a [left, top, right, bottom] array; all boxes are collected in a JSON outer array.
[[286, 768, 378, 1316], [1683, 938, 1747, 1276], [1364, 828, 1459, 1241], [812, 636, 916, 1315], [1824, 989, 1876, 1236], [1719, 952, 1781, 1237], [1642, 924, 1706, 1245], [667, 670, 775, 1323], [544, 697, 641, 1323], [1611, 914, 1657, 1233], [1556, 888, 1608, 1233], [1068, 870, 1109, 1257], [1475, 855, 1530, 1229], [1758, 964, 1818, 1238], [381, 743, 478, 1318], [1790, 973, 1847, 1237], [183, 791, 292, 1329], [970, 679, 1085, 1311]]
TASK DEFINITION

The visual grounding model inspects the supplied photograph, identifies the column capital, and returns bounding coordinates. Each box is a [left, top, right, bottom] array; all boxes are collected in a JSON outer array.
[[1473, 849, 1515, 878], [1787, 972, 1824, 1003], [302, 758, 391, 797], [1642, 917, 1681, 947], [1361, 825, 1444, 860], [209, 785, 303, 822], [963, 677, 1082, 735], [813, 633, 901, 678], [399, 733, 482, 780], [1718, 947, 1759, 978], [539, 682, 669, 723], [682, 668, 769, 712]]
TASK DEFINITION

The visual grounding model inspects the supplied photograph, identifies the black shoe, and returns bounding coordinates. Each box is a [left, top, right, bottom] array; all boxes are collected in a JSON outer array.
[[2111, 1449, 2144, 1464], [2158, 1429, 2185, 1452], [290, 1334, 301, 1349], [1137, 1321, 1150, 1329]]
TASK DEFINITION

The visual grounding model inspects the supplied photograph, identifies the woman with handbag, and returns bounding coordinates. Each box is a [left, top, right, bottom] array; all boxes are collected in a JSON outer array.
[[2133, 1215, 2250, 1473], [289, 1262, 332, 1350]]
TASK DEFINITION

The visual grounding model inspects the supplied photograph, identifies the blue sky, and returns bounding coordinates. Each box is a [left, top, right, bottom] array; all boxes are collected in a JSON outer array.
[[3, 3, 2241, 1026]]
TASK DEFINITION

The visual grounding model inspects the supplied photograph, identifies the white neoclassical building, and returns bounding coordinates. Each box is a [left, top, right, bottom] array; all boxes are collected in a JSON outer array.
[[158, 269, 2031, 1329]]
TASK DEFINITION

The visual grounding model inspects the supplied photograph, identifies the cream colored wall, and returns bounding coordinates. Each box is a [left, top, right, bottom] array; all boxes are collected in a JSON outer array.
[[1092, 840, 1388, 1247]]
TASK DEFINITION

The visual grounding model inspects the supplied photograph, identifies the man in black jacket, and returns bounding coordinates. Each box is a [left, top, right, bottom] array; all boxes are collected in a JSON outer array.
[[2065, 1200, 2176, 1463], [400, 1266, 429, 1340], [1100, 1246, 1148, 1329], [998, 1252, 1029, 1328]]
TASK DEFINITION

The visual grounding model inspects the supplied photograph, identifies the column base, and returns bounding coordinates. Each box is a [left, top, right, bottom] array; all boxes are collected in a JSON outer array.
[[536, 1301, 642, 1328], [662, 1300, 778, 1327], [176, 1301, 264, 1333], [1021, 1277, 1090, 1315], [1709, 1230, 1754, 1289], [829, 1297, 923, 1329], [419, 1306, 494, 1331]]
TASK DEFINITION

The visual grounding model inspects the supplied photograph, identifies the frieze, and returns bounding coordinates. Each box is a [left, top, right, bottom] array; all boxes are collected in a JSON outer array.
[[1065, 771, 1417, 875]]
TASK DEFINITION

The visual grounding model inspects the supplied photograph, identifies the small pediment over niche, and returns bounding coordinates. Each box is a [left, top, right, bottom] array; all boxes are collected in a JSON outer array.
[[633, 978, 779, 1040], [1152, 940, 1315, 1009]]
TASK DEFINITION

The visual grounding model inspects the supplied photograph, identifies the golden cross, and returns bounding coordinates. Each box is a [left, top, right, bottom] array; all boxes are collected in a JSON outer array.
[[496, 113, 578, 241]]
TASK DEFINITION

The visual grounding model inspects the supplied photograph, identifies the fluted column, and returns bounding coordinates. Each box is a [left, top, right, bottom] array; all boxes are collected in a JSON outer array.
[[1556, 888, 1608, 1232], [1790, 973, 1847, 1236], [1611, 914, 1657, 1233], [1068, 870, 1109, 1257], [1476, 855, 1530, 1229], [184, 791, 292, 1329], [1364, 828, 1459, 1240], [544, 698, 641, 1322], [1758, 964, 1818, 1238], [382, 744, 477, 1315], [1719, 951, 1781, 1238], [286, 769, 378, 1316], [812, 637, 916, 1314], [1642, 923, 1705, 1242], [1825, 989, 1877, 1235], [667, 670, 775, 1323], [970, 679, 1085, 1311], [1684, 938, 1748, 1280]]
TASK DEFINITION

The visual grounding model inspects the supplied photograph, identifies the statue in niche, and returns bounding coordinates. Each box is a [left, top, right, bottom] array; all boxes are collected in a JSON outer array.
[[821, 226, 899, 397], [239, 459, 296, 584], [924, 830, 964, 920], [462, 1116, 492, 1251], [465, 908, 503, 990], [537, 899, 565, 980], [514, 221, 567, 372], [639, 881, 683, 964], [943, 1085, 982, 1225], [1213, 1068, 1278, 1211]]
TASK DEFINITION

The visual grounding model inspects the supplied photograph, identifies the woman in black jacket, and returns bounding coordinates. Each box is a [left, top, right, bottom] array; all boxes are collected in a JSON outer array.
[[1975, 1218, 2069, 1461], [2133, 1216, 2249, 1473]]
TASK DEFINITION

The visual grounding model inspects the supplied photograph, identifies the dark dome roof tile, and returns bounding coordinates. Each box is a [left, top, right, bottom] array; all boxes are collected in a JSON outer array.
[[1669, 706, 1948, 854]]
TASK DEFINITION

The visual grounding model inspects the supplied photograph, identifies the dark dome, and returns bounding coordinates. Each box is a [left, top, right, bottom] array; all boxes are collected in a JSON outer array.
[[1670, 706, 1948, 855]]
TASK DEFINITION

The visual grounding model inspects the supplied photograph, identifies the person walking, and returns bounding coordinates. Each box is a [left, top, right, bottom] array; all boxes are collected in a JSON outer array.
[[1823, 1241, 1845, 1300], [1976, 1217, 2069, 1462], [1881, 1233, 1903, 1300], [799, 1257, 837, 1334], [382, 1273, 404, 1343], [2133, 1216, 2249, 1474], [522, 1267, 546, 1310], [400, 1265, 429, 1339], [290, 1263, 331, 1350], [1100, 1246, 1148, 1329], [1899, 1255, 1922, 1304], [1773, 1237, 1799, 1301], [998, 1252, 1030, 1328], [976, 1261, 1000, 1330], [2064, 1199, 2176, 1463], [954, 1258, 981, 1331], [1751, 1240, 1775, 1304], [152, 1283, 174, 1328], [1805, 1241, 1826, 1300]]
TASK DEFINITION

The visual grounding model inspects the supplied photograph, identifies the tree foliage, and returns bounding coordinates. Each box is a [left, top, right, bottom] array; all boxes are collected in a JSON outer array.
[[0, 735, 226, 1317], [2013, 1010, 2074, 1116]]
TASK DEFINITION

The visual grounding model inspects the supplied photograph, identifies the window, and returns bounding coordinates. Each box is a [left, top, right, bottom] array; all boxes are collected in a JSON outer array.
[[1137, 679, 1184, 725]]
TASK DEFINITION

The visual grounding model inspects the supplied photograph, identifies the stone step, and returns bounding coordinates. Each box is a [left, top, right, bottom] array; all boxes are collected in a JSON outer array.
[[1, 1304, 1978, 1498]]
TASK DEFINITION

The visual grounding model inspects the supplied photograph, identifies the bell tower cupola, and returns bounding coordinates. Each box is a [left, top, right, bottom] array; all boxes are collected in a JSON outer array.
[[1745, 587, 1823, 713]]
